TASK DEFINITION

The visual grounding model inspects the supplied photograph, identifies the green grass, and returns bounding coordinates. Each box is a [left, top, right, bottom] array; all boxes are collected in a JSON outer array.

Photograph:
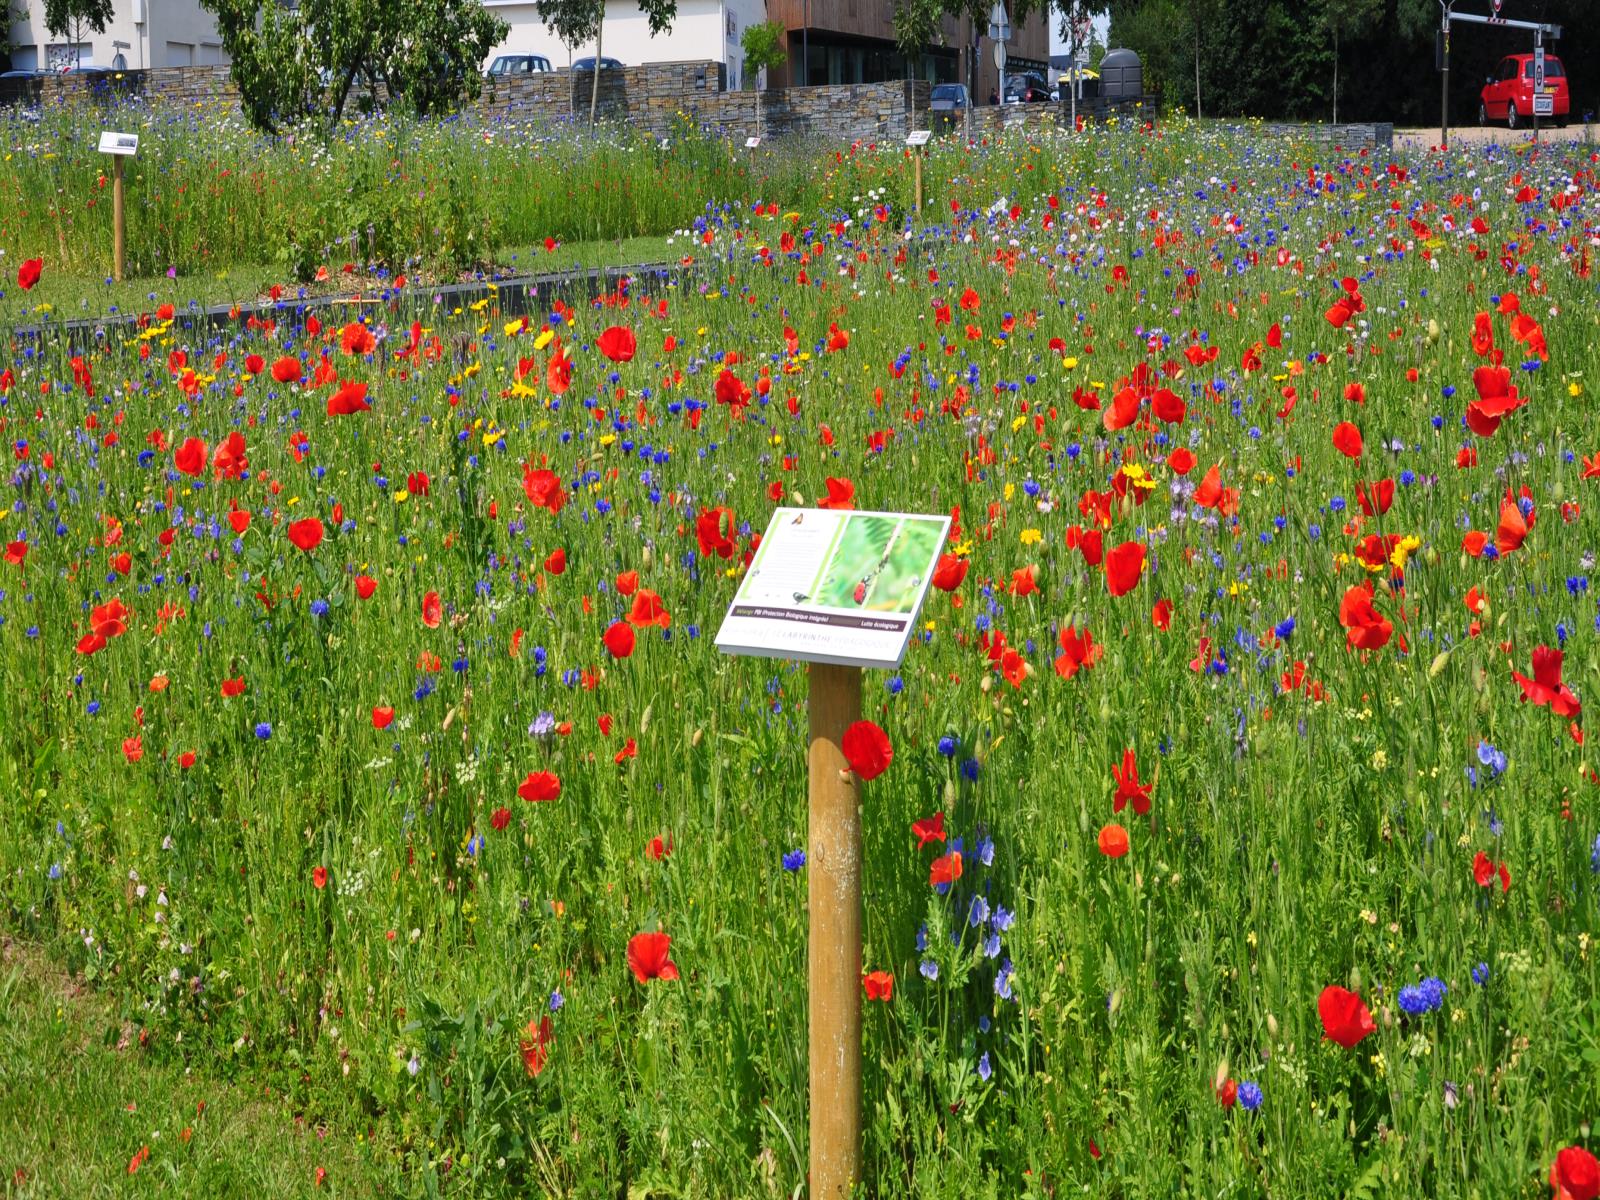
[[2, 114, 1600, 1198], [0, 938, 395, 1198]]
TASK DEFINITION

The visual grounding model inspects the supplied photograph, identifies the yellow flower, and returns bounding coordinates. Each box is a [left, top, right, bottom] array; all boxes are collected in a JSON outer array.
[[1389, 535, 1422, 570], [1569, 381, 1584, 398], [1062, 356, 1078, 369], [1019, 528, 1042, 546], [533, 328, 554, 351]]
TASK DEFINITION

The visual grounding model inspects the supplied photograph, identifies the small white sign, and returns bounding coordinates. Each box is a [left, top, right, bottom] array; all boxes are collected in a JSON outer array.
[[993, 41, 1007, 71], [716, 508, 950, 670], [745, 135, 761, 148], [1534, 93, 1554, 116], [97, 131, 139, 156], [906, 129, 932, 147]]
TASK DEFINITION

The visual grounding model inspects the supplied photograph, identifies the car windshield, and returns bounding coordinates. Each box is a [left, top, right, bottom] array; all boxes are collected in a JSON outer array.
[[931, 86, 962, 100]]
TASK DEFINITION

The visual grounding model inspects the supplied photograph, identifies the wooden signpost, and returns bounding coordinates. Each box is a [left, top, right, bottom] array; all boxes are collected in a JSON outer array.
[[717, 507, 949, 1198], [97, 131, 139, 283]]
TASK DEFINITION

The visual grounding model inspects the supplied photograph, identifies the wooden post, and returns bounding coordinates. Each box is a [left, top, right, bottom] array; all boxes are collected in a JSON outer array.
[[807, 662, 862, 1200], [913, 150, 922, 216], [112, 155, 125, 283]]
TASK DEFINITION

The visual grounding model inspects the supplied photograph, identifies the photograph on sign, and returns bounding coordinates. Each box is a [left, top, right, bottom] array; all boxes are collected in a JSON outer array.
[[716, 508, 950, 669], [97, 131, 139, 156], [745, 136, 761, 148]]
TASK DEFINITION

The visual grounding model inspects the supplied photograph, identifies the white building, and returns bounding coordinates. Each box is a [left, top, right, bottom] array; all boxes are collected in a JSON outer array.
[[5, 0, 228, 71], [484, 0, 770, 90]]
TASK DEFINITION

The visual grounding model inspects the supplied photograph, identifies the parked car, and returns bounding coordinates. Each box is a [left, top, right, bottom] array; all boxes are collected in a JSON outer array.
[[930, 83, 970, 112], [1003, 72, 1051, 104], [1050, 68, 1098, 103], [486, 54, 553, 77], [571, 56, 624, 71], [1480, 53, 1569, 128]]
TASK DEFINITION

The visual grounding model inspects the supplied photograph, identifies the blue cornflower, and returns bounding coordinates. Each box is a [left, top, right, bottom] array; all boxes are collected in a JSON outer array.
[[1476, 741, 1507, 778], [1419, 976, 1447, 1009], [968, 895, 990, 928], [961, 758, 980, 782], [885, 675, 904, 695], [1591, 832, 1600, 873], [48, 863, 62, 880], [919, 959, 939, 981], [1472, 962, 1490, 986], [1237, 1081, 1262, 1111], [1273, 616, 1296, 640], [994, 959, 1014, 1001], [781, 849, 806, 872], [549, 990, 564, 1012], [937, 735, 958, 757], [310, 598, 329, 617], [977, 1052, 992, 1082], [1398, 985, 1429, 1015]]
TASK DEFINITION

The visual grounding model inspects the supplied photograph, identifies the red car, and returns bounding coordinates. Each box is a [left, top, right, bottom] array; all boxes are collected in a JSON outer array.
[[1479, 53, 1570, 128]]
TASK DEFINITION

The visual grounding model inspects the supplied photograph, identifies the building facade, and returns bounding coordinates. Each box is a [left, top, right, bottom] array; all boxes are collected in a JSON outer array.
[[5, 0, 229, 71]]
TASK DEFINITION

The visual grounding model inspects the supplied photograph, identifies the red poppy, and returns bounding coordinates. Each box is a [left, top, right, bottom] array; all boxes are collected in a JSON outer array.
[[1496, 494, 1529, 556], [1215, 1078, 1238, 1107], [912, 811, 946, 849], [523, 467, 566, 513], [1111, 748, 1154, 815], [930, 554, 969, 592], [603, 621, 636, 658], [841, 720, 892, 780], [122, 735, 143, 764], [1338, 584, 1392, 651], [220, 676, 246, 698], [1472, 850, 1511, 893], [1152, 598, 1174, 631], [817, 477, 855, 510], [1552, 1146, 1600, 1200], [544, 548, 567, 575], [1317, 985, 1375, 1048], [287, 518, 324, 552], [929, 850, 963, 888], [615, 569, 639, 596], [863, 971, 894, 1001], [645, 833, 671, 860], [1097, 823, 1130, 857], [626, 931, 679, 983], [355, 574, 377, 599], [327, 380, 371, 416], [596, 325, 637, 363], [271, 356, 302, 384], [17, 257, 42, 291], [244, 354, 265, 376], [178, 751, 196, 770], [1331, 421, 1364, 460], [1054, 625, 1102, 679], [490, 807, 512, 831], [421, 590, 442, 629], [340, 321, 376, 356], [1168, 447, 1196, 474], [312, 866, 328, 889], [1151, 387, 1186, 424], [520, 1015, 555, 1077], [547, 342, 573, 394], [614, 738, 638, 764], [517, 770, 561, 802], [1512, 646, 1581, 718], [174, 437, 207, 477], [1105, 541, 1146, 598], [372, 706, 394, 729], [4, 540, 27, 567], [627, 590, 670, 628], [1356, 478, 1395, 517], [696, 507, 737, 558]]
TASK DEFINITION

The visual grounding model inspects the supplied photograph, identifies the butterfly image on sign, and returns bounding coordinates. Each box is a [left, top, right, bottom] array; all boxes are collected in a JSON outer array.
[[716, 508, 951, 669]]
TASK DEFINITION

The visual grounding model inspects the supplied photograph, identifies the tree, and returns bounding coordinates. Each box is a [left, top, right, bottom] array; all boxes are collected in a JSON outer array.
[[740, 19, 787, 137], [536, 0, 676, 128], [43, 0, 113, 68], [203, 0, 508, 134], [1319, 0, 1381, 123], [892, 0, 942, 119]]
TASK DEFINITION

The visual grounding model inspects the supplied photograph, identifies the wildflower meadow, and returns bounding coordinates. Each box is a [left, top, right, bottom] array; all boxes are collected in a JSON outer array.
[[3, 108, 1600, 1198]]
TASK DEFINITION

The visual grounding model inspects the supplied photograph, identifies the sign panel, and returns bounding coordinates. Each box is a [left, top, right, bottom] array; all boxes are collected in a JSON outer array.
[[906, 129, 932, 146], [744, 135, 761, 148], [1534, 45, 1545, 89], [1534, 92, 1554, 116], [716, 508, 951, 669], [97, 131, 139, 156], [993, 41, 1007, 71]]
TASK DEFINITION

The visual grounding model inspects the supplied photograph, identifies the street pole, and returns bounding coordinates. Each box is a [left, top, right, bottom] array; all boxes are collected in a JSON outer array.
[[807, 663, 863, 1200], [802, 0, 809, 87]]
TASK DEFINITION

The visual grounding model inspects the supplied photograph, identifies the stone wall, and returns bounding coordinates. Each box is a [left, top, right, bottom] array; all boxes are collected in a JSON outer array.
[[0, 60, 1053, 146]]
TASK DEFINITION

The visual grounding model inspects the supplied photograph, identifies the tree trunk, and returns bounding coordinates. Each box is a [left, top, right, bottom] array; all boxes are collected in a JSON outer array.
[[589, 21, 603, 128], [1332, 25, 1339, 124]]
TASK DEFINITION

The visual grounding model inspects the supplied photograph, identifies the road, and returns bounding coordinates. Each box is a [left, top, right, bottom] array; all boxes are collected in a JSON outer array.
[[1393, 122, 1592, 150]]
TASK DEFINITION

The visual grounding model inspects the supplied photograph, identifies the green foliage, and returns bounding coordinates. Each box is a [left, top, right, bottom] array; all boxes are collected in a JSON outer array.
[[740, 19, 787, 82], [41, 0, 114, 65], [200, 0, 508, 134]]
